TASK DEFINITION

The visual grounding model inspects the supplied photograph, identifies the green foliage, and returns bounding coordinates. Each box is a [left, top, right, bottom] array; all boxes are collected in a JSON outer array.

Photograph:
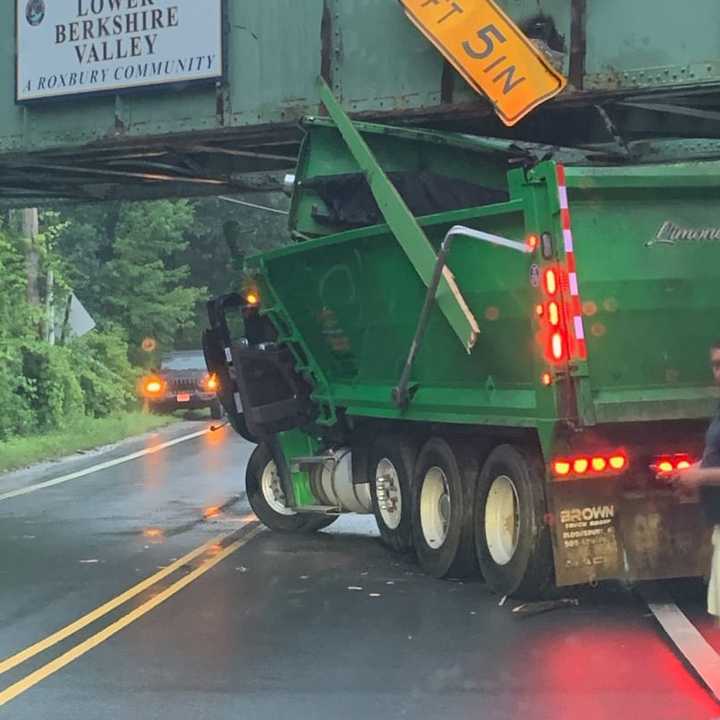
[[0, 219, 138, 440], [56, 200, 206, 361], [0, 192, 290, 445], [0, 223, 33, 340], [0, 411, 178, 474], [0, 223, 37, 440], [69, 327, 137, 418], [21, 343, 86, 429], [0, 347, 35, 441], [175, 193, 290, 348]]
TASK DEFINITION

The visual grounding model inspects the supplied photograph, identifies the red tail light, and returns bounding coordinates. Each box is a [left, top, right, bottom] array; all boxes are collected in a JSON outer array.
[[551, 332, 565, 361], [650, 454, 693, 473], [548, 302, 560, 327], [552, 452, 628, 479], [573, 458, 589, 474], [544, 269, 558, 295], [591, 457, 607, 472]]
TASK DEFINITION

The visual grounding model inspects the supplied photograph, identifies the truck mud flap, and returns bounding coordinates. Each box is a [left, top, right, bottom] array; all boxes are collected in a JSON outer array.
[[203, 294, 257, 442], [229, 342, 313, 437], [549, 479, 711, 587], [205, 294, 313, 440]]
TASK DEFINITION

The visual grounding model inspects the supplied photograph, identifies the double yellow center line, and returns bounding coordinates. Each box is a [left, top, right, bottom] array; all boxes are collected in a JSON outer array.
[[0, 522, 261, 706]]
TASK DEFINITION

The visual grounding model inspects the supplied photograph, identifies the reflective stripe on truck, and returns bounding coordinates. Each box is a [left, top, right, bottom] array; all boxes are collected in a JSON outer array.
[[556, 163, 588, 361]]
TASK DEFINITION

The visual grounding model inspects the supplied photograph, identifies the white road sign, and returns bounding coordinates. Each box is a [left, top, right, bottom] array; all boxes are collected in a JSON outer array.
[[16, 0, 223, 102]]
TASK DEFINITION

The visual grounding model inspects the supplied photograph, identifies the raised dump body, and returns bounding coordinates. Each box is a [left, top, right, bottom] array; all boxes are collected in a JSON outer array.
[[206, 114, 720, 596], [258, 124, 720, 427]]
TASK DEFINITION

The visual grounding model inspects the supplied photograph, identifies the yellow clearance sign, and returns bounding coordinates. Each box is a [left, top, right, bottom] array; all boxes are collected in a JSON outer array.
[[401, 0, 567, 126]]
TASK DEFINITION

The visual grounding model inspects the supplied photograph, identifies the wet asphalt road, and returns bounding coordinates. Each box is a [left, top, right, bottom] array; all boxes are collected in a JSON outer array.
[[0, 420, 718, 719]]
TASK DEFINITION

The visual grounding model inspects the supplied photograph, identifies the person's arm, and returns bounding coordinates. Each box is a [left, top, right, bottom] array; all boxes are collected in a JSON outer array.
[[697, 468, 720, 486], [672, 466, 720, 489]]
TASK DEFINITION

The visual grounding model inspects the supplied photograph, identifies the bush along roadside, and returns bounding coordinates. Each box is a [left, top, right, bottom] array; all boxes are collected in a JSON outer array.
[[1, 327, 139, 442], [0, 201, 209, 468], [1, 219, 151, 442]]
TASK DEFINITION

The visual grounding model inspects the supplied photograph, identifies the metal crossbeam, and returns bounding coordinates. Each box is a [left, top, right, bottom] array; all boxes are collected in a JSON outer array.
[[317, 78, 480, 354]]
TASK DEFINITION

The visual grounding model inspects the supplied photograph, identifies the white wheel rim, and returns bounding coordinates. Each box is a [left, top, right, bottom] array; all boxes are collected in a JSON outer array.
[[260, 460, 295, 516], [375, 458, 402, 530], [485, 474, 520, 566], [420, 466, 451, 549]]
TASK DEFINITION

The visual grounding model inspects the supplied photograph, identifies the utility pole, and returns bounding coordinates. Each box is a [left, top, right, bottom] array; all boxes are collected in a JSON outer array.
[[10, 207, 45, 340], [21, 208, 41, 308], [46, 268, 55, 345]]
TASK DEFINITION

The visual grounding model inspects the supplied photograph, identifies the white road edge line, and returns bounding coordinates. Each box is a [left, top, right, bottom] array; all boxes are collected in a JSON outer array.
[[647, 600, 720, 701], [0, 428, 211, 503]]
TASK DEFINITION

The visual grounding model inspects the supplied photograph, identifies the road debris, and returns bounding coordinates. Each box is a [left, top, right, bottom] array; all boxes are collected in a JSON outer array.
[[512, 598, 580, 618]]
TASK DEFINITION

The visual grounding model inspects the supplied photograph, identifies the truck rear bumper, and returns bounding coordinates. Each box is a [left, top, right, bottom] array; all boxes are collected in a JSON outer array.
[[549, 478, 712, 587]]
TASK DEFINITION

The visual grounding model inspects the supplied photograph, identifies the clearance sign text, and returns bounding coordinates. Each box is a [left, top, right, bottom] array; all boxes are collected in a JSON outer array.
[[16, 0, 222, 102], [401, 0, 567, 126]]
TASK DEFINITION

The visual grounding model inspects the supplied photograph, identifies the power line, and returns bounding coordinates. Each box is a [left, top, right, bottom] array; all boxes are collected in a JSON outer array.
[[217, 196, 289, 215]]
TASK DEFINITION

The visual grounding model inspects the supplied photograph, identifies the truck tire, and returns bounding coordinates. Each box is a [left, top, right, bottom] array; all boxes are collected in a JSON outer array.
[[474, 444, 553, 598], [369, 434, 418, 553], [411, 437, 479, 578], [246, 443, 336, 533], [210, 399, 224, 420]]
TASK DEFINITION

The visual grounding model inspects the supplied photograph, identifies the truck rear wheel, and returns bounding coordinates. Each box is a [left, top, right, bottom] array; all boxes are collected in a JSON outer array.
[[474, 444, 553, 598], [411, 438, 478, 578], [369, 435, 417, 553], [246, 443, 336, 533]]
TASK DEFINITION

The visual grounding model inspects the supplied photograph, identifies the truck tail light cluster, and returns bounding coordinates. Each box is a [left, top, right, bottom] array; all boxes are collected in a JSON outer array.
[[650, 454, 694, 473], [552, 452, 628, 479], [536, 265, 568, 365]]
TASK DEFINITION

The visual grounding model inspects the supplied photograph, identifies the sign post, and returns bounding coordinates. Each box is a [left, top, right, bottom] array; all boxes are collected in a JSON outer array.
[[400, 0, 567, 126], [16, 0, 223, 102]]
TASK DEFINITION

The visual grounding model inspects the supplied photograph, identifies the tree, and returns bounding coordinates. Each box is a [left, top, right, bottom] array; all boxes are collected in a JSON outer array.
[[174, 193, 290, 348], [56, 200, 205, 364], [54, 193, 290, 354]]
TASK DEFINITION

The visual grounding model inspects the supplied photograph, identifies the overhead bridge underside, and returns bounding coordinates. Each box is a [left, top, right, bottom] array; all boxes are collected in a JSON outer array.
[[0, 126, 303, 206]]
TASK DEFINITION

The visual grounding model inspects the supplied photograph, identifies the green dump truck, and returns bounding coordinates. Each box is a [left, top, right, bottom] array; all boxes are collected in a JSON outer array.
[[204, 82, 720, 596]]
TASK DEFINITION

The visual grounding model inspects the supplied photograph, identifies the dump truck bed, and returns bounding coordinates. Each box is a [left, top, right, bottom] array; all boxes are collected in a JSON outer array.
[[252, 128, 720, 431], [562, 162, 720, 424]]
